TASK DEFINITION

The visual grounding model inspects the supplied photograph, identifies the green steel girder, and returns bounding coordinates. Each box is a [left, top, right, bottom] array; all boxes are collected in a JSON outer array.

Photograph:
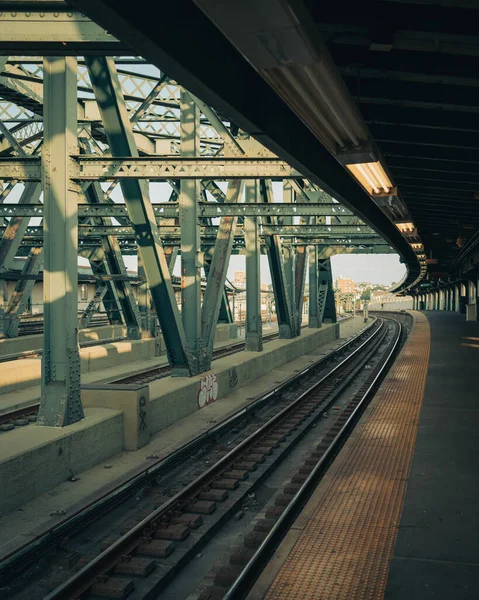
[[38, 56, 83, 427], [318, 259, 337, 323], [0, 156, 301, 181], [0, 9, 125, 54], [179, 90, 202, 371], [85, 55, 193, 375], [200, 178, 243, 369], [83, 178, 142, 339], [261, 179, 295, 339], [3, 246, 43, 337], [0, 201, 354, 218], [4, 225, 383, 241]]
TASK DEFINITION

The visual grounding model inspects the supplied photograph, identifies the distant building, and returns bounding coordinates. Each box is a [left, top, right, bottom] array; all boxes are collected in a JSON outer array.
[[233, 271, 246, 289], [335, 277, 356, 295]]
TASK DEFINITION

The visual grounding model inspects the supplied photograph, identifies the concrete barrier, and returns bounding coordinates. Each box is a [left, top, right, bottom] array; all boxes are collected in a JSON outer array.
[[82, 384, 150, 450], [0, 324, 127, 357], [0, 323, 238, 394], [0, 408, 123, 517], [148, 323, 339, 434]]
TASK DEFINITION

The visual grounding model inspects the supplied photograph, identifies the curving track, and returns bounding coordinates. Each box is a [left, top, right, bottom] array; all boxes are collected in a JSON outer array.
[[0, 315, 409, 600]]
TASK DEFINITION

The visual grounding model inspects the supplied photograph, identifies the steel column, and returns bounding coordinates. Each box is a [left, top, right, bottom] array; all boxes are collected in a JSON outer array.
[[84, 181, 141, 339], [282, 182, 296, 331], [200, 179, 243, 369], [86, 56, 193, 375], [308, 245, 321, 328], [260, 180, 295, 339], [245, 180, 263, 351], [3, 247, 43, 337], [137, 252, 153, 338], [38, 56, 83, 427], [318, 258, 337, 323], [179, 90, 201, 370]]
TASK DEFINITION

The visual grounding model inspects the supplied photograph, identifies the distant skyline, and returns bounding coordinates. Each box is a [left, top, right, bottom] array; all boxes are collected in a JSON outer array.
[[98, 252, 406, 288], [330, 254, 406, 286]]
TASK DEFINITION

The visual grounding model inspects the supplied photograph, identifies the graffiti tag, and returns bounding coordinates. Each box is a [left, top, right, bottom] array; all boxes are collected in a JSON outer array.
[[198, 373, 218, 409]]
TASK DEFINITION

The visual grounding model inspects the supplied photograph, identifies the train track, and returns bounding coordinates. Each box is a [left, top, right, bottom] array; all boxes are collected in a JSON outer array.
[[0, 315, 408, 600]]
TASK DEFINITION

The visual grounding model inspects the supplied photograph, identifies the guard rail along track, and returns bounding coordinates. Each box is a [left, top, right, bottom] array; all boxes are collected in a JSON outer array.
[[4, 316, 404, 600]]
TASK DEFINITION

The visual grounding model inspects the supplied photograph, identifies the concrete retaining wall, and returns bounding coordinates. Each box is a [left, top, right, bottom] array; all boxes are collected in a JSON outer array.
[[148, 323, 339, 434], [0, 324, 127, 357], [0, 323, 238, 395], [0, 408, 123, 516]]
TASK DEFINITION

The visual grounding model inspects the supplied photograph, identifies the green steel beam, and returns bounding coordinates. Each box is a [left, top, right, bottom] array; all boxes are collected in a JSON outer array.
[[0, 157, 301, 181], [85, 55, 193, 375], [245, 180, 263, 351], [179, 90, 201, 372], [4, 225, 382, 240], [308, 245, 321, 328], [200, 179, 243, 368], [261, 179, 295, 339], [0, 201, 355, 218], [0, 9, 124, 53], [38, 56, 83, 427], [3, 246, 43, 337]]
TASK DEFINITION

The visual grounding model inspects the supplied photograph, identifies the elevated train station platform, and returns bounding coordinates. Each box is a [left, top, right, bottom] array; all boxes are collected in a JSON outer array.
[[251, 311, 479, 600]]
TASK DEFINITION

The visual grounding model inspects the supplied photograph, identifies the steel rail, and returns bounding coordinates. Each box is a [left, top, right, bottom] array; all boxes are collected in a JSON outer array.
[[223, 317, 403, 600], [0, 317, 372, 588], [40, 319, 385, 600]]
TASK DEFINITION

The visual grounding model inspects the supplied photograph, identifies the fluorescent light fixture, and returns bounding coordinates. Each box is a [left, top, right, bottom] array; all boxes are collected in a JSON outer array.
[[194, 0, 368, 155], [346, 161, 393, 195], [411, 243, 424, 250], [395, 221, 415, 233]]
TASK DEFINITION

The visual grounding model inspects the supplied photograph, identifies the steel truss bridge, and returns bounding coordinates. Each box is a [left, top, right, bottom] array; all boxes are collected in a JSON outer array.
[[0, 1, 413, 427]]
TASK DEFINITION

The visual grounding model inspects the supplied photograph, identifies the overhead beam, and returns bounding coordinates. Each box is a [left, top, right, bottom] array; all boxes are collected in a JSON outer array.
[[1, 224, 378, 238], [0, 201, 355, 218], [0, 156, 300, 181], [0, 8, 126, 54]]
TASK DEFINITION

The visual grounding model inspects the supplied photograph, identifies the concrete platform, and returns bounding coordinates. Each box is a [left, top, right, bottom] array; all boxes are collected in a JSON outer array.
[[249, 311, 479, 600], [385, 312, 479, 600], [0, 317, 369, 555]]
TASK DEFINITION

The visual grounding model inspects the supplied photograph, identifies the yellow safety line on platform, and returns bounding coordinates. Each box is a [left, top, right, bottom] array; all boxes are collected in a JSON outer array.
[[264, 312, 431, 600]]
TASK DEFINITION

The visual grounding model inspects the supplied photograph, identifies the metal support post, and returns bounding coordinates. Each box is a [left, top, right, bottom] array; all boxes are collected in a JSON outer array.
[[86, 56, 193, 375], [180, 90, 201, 371], [260, 180, 295, 339], [282, 182, 296, 331], [318, 258, 337, 323], [38, 56, 83, 427], [3, 247, 43, 337], [308, 245, 320, 328], [81, 140, 141, 339], [245, 180, 263, 351], [200, 179, 243, 369], [294, 245, 308, 334], [137, 252, 153, 337]]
